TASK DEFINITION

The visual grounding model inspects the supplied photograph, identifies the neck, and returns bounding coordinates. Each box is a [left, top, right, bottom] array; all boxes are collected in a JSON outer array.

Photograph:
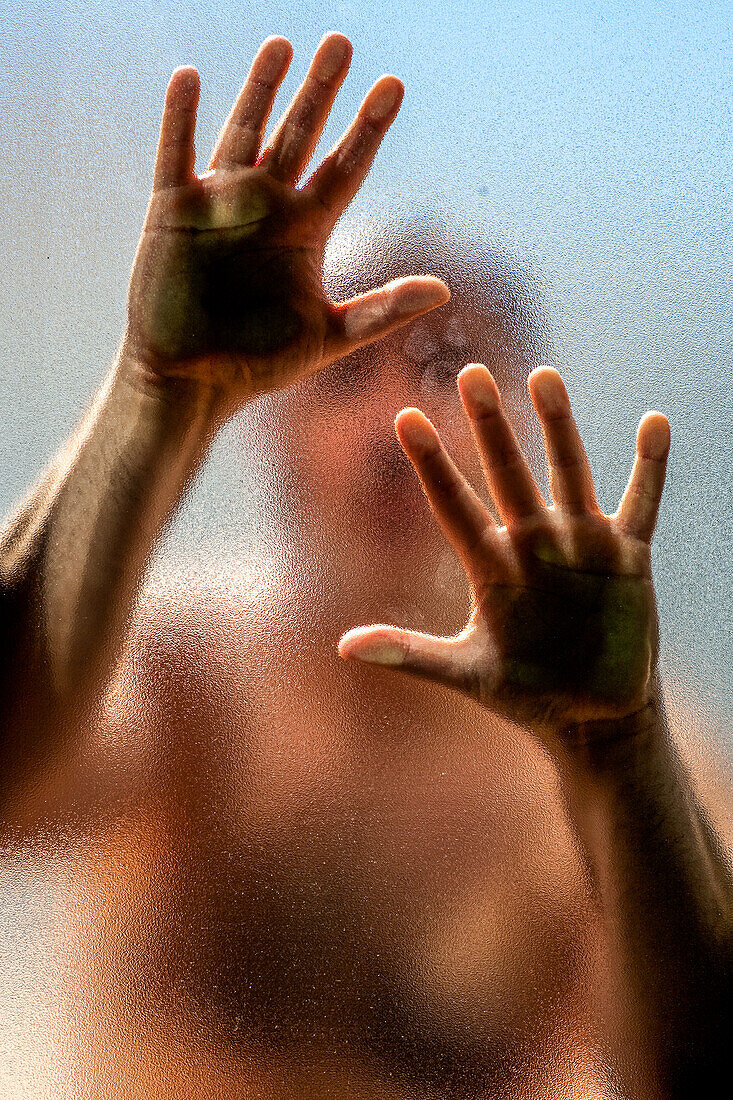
[[271, 520, 472, 639]]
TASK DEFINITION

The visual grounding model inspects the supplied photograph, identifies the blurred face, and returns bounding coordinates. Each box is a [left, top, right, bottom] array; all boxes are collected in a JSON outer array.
[[274, 295, 526, 564]]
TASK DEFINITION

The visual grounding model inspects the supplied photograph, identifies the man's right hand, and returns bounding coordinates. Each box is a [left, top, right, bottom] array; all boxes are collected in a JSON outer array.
[[123, 34, 449, 414]]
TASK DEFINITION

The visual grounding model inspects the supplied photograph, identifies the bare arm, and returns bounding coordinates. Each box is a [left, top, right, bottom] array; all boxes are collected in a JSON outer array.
[[557, 689, 732, 1096], [0, 364, 219, 791], [340, 364, 733, 1097], [0, 34, 448, 807]]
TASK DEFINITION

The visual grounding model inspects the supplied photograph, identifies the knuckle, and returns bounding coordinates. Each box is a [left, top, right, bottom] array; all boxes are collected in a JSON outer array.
[[308, 71, 338, 95], [283, 112, 318, 142], [311, 187, 336, 218], [249, 74, 280, 94], [465, 522, 494, 558], [487, 443, 522, 471], [544, 409, 573, 424], [356, 110, 383, 137], [230, 114, 260, 139], [374, 288, 392, 327], [550, 448, 581, 471]]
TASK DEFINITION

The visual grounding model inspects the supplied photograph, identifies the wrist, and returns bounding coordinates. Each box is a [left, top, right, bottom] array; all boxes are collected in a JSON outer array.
[[114, 342, 231, 429], [553, 678, 667, 776]]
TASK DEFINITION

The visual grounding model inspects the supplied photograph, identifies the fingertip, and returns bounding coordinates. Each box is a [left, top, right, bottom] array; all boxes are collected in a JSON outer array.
[[338, 629, 405, 667], [394, 407, 439, 456], [527, 364, 562, 388], [457, 363, 499, 416], [171, 64, 199, 79], [312, 31, 353, 83], [257, 35, 294, 74], [429, 276, 450, 305], [262, 34, 294, 56], [393, 275, 449, 314], [458, 362, 490, 385], [168, 65, 200, 96], [337, 629, 358, 660], [365, 74, 405, 121], [638, 411, 671, 460], [423, 275, 450, 306], [319, 31, 354, 58], [381, 73, 405, 95], [528, 365, 569, 417]]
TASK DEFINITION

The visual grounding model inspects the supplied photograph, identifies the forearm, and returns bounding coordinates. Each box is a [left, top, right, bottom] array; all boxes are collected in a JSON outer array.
[[556, 685, 733, 1096], [0, 350, 222, 792]]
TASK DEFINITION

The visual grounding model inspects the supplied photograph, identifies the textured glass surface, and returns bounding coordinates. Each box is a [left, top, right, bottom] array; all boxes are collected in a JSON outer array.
[[1, 2, 731, 1097]]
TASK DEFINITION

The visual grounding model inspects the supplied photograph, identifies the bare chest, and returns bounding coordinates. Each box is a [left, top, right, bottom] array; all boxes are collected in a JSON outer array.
[[97, 632, 608, 1095], [11, 622, 609, 1098]]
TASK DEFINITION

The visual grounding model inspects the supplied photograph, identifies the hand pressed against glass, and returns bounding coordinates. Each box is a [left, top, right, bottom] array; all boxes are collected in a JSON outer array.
[[124, 34, 448, 406], [340, 365, 671, 750]]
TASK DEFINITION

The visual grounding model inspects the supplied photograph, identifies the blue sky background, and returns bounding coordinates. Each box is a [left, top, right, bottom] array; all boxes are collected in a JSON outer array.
[[0, 0, 731, 735]]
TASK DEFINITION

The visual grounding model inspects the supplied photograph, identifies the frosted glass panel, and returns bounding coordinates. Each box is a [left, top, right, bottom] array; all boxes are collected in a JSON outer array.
[[1, 2, 730, 1097]]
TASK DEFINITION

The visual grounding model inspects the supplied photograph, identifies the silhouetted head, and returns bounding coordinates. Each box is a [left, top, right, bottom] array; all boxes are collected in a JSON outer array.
[[320, 211, 549, 401], [245, 213, 551, 582]]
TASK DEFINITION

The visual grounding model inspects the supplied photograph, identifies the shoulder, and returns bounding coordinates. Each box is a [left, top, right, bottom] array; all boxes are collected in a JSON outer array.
[[106, 565, 270, 732], [95, 569, 273, 806]]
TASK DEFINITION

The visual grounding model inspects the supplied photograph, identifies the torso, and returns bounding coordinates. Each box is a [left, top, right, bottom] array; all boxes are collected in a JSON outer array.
[[2, 576, 623, 1098]]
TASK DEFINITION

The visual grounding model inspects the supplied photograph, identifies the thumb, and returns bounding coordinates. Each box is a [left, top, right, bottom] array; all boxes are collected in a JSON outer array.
[[325, 277, 449, 361], [338, 623, 476, 697]]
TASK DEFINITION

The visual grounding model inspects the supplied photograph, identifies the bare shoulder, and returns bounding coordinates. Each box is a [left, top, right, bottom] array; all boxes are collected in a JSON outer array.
[[117, 568, 271, 722], [81, 568, 277, 822], [2, 566, 276, 839]]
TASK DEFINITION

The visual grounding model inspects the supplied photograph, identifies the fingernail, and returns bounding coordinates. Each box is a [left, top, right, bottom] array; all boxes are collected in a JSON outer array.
[[368, 78, 402, 119], [396, 411, 436, 457], [396, 276, 449, 313], [318, 33, 351, 79], [459, 365, 498, 415], [640, 412, 671, 460], [395, 410, 423, 442], [353, 641, 405, 666], [533, 371, 567, 416]]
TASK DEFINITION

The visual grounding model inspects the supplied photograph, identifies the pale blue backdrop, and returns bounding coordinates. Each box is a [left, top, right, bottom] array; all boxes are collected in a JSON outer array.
[[0, 0, 731, 734]]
